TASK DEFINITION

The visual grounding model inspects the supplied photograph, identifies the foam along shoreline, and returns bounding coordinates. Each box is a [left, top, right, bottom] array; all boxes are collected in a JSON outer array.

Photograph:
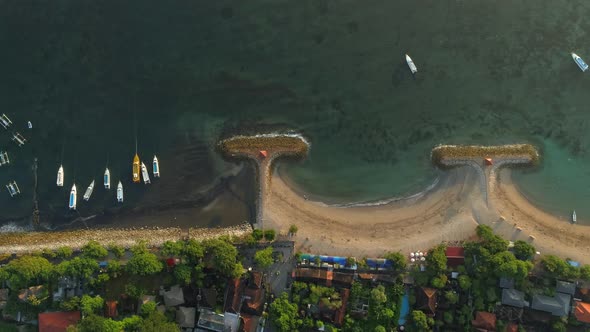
[[266, 162, 590, 264], [0, 223, 252, 254]]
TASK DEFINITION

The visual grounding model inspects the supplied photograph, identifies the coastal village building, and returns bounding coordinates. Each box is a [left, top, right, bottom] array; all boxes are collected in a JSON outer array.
[[162, 285, 185, 307], [445, 246, 465, 267], [471, 311, 497, 332], [38, 311, 80, 332], [177, 306, 196, 329], [416, 287, 438, 317], [574, 301, 590, 324]]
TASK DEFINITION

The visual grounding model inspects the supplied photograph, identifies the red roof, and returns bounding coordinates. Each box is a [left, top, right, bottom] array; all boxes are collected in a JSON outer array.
[[445, 246, 465, 267], [484, 158, 493, 165], [471, 311, 496, 331], [105, 300, 118, 318], [166, 258, 176, 267], [39, 311, 81, 332], [575, 301, 590, 323], [506, 323, 518, 332], [259, 150, 268, 158]]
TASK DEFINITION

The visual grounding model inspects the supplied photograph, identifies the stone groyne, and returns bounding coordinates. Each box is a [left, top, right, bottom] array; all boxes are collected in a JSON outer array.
[[0, 223, 252, 254], [218, 133, 310, 229]]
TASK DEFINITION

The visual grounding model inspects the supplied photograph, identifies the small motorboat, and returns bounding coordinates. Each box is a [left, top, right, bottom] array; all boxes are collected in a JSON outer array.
[[117, 181, 124, 203], [12, 132, 26, 147], [573, 210, 577, 223], [132, 154, 140, 183], [27, 121, 32, 129], [6, 181, 20, 197], [69, 184, 77, 210], [572, 53, 588, 72], [406, 54, 418, 74], [0, 114, 12, 129], [104, 168, 111, 189], [141, 162, 151, 184], [83, 180, 95, 201], [57, 165, 64, 187], [153, 155, 160, 177], [0, 151, 9, 166]]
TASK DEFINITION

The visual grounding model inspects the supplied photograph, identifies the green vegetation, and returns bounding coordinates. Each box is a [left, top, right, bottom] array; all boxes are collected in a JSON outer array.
[[81, 240, 108, 260], [289, 224, 298, 235], [3, 255, 54, 289], [56, 246, 74, 259], [264, 229, 276, 241], [269, 293, 299, 332], [254, 247, 274, 269], [107, 243, 125, 258], [431, 144, 539, 166], [384, 251, 407, 271], [203, 238, 243, 278]]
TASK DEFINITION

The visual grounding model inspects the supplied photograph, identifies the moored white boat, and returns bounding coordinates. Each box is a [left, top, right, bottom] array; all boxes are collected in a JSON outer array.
[[572, 53, 588, 72], [0, 151, 9, 166], [0, 114, 12, 129], [406, 54, 418, 74], [141, 162, 151, 184], [27, 121, 32, 129], [57, 165, 64, 187], [573, 210, 577, 223], [6, 181, 20, 197], [117, 181, 124, 203], [83, 180, 95, 201], [104, 168, 111, 189], [153, 155, 160, 177], [69, 184, 77, 210]]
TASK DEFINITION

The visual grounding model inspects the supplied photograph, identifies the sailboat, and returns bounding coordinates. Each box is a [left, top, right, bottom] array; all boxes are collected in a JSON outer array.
[[141, 162, 151, 184], [69, 184, 77, 210], [132, 154, 140, 183], [57, 165, 64, 187], [153, 155, 160, 177], [104, 168, 111, 189], [117, 181, 124, 203], [406, 54, 418, 74], [83, 180, 95, 201]]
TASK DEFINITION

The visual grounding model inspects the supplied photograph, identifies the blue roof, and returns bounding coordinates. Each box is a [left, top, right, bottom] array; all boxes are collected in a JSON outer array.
[[99, 261, 108, 268], [300, 254, 347, 265], [568, 261, 580, 267], [366, 258, 392, 269]]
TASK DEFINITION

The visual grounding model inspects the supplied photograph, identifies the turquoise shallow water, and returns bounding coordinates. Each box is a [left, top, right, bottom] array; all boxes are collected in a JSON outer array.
[[0, 1, 589, 228]]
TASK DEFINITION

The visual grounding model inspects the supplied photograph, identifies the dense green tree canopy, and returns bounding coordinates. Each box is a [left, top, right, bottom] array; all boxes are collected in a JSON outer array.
[[57, 257, 99, 279], [513, 240, 535, 260], [254, 247, 274, 269], [161, 240, 184, 257], [476, 225, 508, 254], [411, 310, 433, 331], [107, 243, 125, 258], [184, 239, 204, 263], [81, 240, 108, 259], [270, 293, 300, 332], [80, 295, 104, 316], [126, 251, 163, 276], [426, 245, 447, 275], [203, 238, 239, 277], [5, 255, 53, 289], [384, 251, 407, 271], [174, 264, 192, 285]]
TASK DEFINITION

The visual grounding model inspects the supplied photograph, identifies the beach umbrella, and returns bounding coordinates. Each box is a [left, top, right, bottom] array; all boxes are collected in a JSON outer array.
[[410, 258, 415, 263], [410, 253, 415, 257], [421, 257, 426, 261]]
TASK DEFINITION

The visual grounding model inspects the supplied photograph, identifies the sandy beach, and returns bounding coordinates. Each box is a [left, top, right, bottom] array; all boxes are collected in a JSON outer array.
[[265, 164, 590, 264]]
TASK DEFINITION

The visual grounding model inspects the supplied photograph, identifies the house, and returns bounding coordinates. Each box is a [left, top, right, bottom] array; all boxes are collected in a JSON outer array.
[[292, 268, 353, 287], [574, 301, 590, 324], [242, 272, 265, 316], [445, 247, 465, 267], [240, 314, 261, 332], [317, 288, 350, 327], [471, 311, 496, 331], [105, 300, 118, 318], [499, 277, 514, 289], [501, 289, 528, 308], [417, 287, 438, 316], [163, 285, 185, 307], [506, 323, 519, 332], [224, 278, 245, 314], [177, 306, 196, 328], [531, 293, 571, 316], [199, 287, 218, 309], [357, 273, 396, 284], [38, 311, 81, 332], [556, 280, 576, 296], [197, 308, 225, 332]]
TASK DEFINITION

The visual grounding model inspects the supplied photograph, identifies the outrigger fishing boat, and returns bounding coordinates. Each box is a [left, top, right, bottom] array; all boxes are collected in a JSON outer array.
[[573, 210, 577, 223], [12, 132, 26, 147], [56, 165, 64, 187], [0, 151, 9, 166], [572, 53, 589, 72], [104, 168, 111, 189], [69, 184, 77, 210], [141, 162, 150, 184], [6, 181, 20, 197], [116, 181, 124, 203], [0, 114, 12, 129], [405, 54, 418, 74], [83, 180, 94, 201], [153, 155, 160, 177], [132, 154, 140, 183]]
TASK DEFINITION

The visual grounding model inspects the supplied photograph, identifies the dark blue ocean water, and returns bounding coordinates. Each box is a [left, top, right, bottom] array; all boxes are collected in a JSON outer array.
[[1, 0, 590, 228]]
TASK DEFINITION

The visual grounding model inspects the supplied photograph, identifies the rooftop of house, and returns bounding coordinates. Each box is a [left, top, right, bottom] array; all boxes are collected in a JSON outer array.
[[556, 280, 576, 296], [240, 314, 261, 332], [177, 306, 196, 328], [243, 284, 265, 316], [471, 311, 496, 332], [417, 287, 438, 316], [38, 311, 81, 332], [499, 277, 515, 289], [445, 246, 465, 267], [575, 301, 590, 323], [224, 278, 245, 314], [105, 300, 118, 318], [502, 288, 527, 308], [197, 308, 225, 332], [163, 285, 185, 307], [531, 293, 571, 317]]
